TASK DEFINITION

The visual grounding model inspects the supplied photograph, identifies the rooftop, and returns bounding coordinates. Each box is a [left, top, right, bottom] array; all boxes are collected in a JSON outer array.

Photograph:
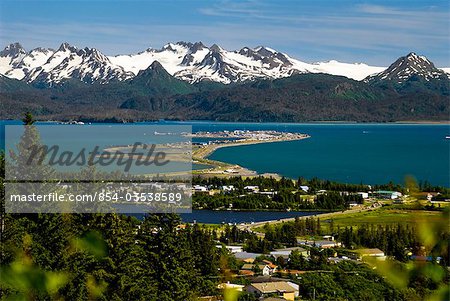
[[242, 264, 268, 270], [274, 247, 306, 252], [249, 281, 296, 293], [234, 252, 263, 260], [355, 248, 385, 255]]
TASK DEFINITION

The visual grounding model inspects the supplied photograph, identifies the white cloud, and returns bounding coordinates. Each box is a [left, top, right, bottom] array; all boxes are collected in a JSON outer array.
[[0, 2, 448, 66]]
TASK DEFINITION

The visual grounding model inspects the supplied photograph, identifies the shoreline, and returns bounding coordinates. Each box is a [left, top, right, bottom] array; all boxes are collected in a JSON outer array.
[[194, 135, 310, 160], [2, 119, 449, 125], [393, 120, 450, 124], [192, 208, 337, 213], [192, 135, 310, 177]]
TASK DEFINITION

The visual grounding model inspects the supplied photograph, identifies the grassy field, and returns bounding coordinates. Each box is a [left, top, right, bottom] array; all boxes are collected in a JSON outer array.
[[322, 206, 445, 231]]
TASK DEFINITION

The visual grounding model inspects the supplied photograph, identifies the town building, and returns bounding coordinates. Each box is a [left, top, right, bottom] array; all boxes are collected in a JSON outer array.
[[257, 191, 278, 198], [217, 282, 244, 292], [244, 186, 259, 193], [241, 263, 277, 276], [246, 281, 299, 301], [356, 192, 369, 199], [354, 248, 386, 260], [373, 190, 402, 199], [234, 251, 263, 263], [270, 247, 309, 259], [299, 186, 310, 193], [298, 239, 341, 249], [221, 185, 236, 192], [193, 185, 208, 193], [215, 245, 243, 253]]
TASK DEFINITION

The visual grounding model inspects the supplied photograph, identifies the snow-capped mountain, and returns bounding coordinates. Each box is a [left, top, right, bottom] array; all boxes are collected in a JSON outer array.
[[1, 42, 448, 85], [365, 52, 449, 84], [0, 43, 29, 79], [0, 42, 133, 85], [110, 42, 386, 84]]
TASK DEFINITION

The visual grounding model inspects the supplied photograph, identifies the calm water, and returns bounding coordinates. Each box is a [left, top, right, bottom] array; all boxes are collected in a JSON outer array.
[[129, 210, 320, 224], [2, 120, 449, 186], [203, 122, 450, 187], [181, 210, 321, 224]]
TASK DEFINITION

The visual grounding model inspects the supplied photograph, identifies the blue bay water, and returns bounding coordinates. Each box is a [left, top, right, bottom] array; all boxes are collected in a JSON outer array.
[[1, 120, 449, 186], [181, 210, 319, 224], [201, 122, 450, 187]]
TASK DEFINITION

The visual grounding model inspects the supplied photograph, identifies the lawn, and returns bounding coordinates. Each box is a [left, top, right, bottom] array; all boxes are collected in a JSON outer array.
[[322, 206, 445, 231]]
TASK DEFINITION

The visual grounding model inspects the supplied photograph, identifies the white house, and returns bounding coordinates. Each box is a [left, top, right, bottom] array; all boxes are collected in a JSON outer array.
[[374, 190, 402, 199], [216, 245, 243, 253], [270, 247, 309, 259], [193, 185, 208, 193], [356, 192, 369, 199], [244, 186, 259, 193], [328, 256, 351, 264], [241, 264, 276, 276], [218, 282, 244, 292], [221, 185, 236, 192], [300, 186, 310, 193], [322, 235, 335, 241], [257, 191, 277, 198], [298, 239, 341, 249]]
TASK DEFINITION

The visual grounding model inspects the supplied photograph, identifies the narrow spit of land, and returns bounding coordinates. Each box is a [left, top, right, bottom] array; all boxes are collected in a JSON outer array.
[[99, 130, 309, 178], [190, 130, 310, 177]]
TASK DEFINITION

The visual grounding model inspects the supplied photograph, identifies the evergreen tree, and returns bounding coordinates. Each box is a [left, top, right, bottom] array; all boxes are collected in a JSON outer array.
[[139, 214, 198, 300], [22, 112, 35, 125]]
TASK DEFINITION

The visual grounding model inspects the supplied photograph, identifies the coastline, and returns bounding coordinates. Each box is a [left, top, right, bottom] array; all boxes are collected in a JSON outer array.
[[192, 135, 310, 177], [194, 135, 310, 160], [3, 119, 449, 125], [393, 120, 450, 124]]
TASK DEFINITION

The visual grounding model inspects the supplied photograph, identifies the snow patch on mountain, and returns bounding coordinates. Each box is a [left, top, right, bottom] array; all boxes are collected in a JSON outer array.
[[0, 43, 28, 79], [0, 42, 133, 85], [110, 43, 391, 83], [1, 42, 449, 85], [109, 43, 189, 76], [310, 60, 385, 81], [365, 52, 448, 83]]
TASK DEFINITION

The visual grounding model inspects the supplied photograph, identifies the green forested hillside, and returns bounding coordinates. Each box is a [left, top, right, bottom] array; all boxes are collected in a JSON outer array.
[[1, 72, 449, 122]]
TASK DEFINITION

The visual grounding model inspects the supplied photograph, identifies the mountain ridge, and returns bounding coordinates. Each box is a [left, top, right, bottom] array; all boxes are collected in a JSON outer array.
[[1, 43, 448, 123], [365, 52, 449, 84], [5, 41, 448, 86], [1, 64, 448, 122]]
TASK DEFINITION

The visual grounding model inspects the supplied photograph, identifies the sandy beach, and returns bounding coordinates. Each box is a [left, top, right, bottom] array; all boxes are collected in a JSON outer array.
[[192, 134, 310, 177]]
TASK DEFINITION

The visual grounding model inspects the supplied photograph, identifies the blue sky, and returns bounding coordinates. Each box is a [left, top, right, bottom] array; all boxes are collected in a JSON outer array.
[[0, 0, 448, 66]]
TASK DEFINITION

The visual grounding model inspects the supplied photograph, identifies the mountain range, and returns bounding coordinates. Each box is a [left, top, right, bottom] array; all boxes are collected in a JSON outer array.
[[4, 41, 446, 85], [0, 42, 449, 122]]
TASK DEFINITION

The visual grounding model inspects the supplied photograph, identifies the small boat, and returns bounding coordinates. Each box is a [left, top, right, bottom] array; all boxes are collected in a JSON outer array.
[[446, 136, 450, 139]]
